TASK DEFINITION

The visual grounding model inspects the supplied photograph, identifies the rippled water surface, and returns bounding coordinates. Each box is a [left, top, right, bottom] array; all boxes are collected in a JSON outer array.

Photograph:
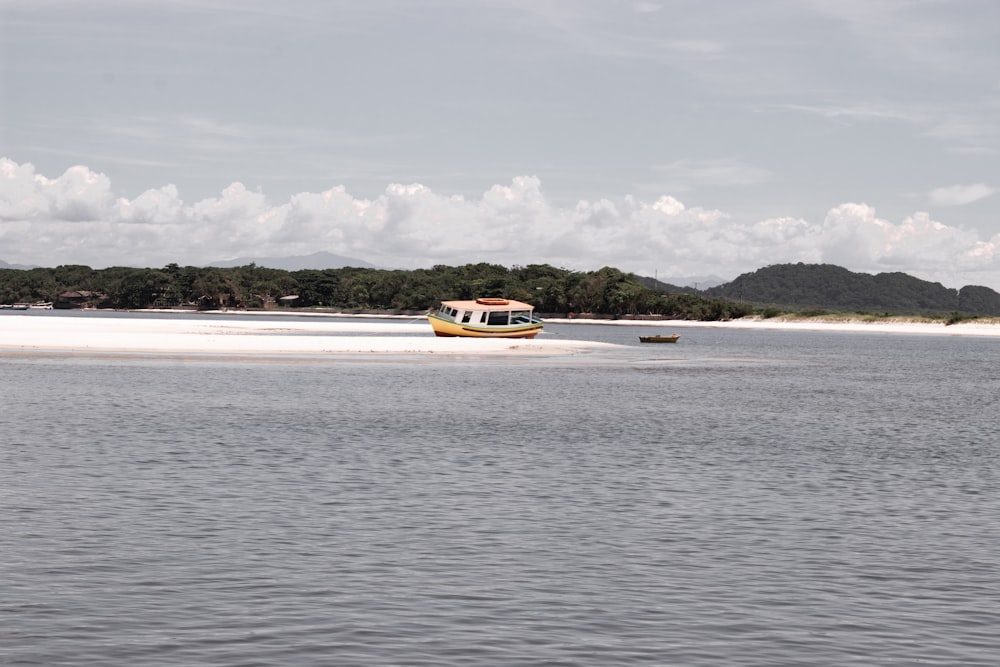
[[3, 317, 999, 665]]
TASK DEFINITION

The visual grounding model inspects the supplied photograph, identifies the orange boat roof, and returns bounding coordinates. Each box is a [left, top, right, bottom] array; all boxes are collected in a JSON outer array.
[[440, 298, 535, 311]]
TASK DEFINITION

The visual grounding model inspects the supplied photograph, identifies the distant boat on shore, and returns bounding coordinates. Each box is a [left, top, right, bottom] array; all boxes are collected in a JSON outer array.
[[639, 333, 680, 343], [1, 302, 52, 310]]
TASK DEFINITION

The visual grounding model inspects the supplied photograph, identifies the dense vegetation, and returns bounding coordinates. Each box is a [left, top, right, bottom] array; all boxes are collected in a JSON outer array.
[[705, 263, 1000, 317], [0, 263, 754, 320], [5, 261, 999, 318]]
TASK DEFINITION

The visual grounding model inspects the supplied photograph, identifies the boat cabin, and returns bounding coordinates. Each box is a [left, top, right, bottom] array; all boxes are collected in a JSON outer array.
[[437, 299, 536, 326], [428, 297, 543, 338]]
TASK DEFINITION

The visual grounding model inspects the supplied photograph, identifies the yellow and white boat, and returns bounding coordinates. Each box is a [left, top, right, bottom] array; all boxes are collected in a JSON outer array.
[[427, 297, 543, 338]]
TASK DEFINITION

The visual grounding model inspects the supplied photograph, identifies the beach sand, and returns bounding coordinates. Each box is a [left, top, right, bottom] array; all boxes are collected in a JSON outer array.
[[1, 312, 997, 359], [0, 313, 615, 358]]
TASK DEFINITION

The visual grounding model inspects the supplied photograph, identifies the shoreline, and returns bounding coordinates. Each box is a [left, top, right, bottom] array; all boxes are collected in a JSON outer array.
[[1, 310, 998, 360], [553, 315, 1000, 337], [55, 306, 1000, 331]]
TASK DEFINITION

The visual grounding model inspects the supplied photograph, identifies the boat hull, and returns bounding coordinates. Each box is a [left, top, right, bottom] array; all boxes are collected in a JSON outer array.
[[639, 335, 680, 343], [428, 314, 542, 338]]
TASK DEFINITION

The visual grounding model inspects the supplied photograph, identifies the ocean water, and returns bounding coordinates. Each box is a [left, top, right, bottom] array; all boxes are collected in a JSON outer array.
[[2, 316, 999, 666]]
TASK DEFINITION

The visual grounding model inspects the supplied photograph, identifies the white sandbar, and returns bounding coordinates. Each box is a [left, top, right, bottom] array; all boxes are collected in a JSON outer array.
[[2, 312, 998, 360], [0, 314, 616, 357]]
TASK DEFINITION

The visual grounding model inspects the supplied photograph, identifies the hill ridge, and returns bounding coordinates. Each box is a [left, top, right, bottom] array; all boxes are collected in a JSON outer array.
[[703, 263, 1000, 316]]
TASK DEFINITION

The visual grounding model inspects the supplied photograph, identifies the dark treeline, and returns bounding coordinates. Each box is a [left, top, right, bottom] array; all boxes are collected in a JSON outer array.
[[0, 263, 754, 320]]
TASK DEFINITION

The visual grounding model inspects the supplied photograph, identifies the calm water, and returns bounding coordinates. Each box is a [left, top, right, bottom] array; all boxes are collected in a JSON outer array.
[[2, 315, 999, 666]]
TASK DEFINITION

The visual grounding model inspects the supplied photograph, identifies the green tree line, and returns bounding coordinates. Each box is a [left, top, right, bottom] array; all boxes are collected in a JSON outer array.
[[0, 263, 754, 320]]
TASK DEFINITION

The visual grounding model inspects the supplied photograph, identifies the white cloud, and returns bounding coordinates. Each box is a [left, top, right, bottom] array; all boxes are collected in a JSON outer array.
[[0, 160, 114, 222], [769, 103, 918, 124], [667, 40, 725, 55], [2, 158, 999, 290], [632, 3, 662, 14], [948, 146, 998, 157], [650, 159, 772, 191], [813, 204, 1000, 287], [928, 183, 996, 206], [116, 185, 184, 224], [924, 118, 995, 142]]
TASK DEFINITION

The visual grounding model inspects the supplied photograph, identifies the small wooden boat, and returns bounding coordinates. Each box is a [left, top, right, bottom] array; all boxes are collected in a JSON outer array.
[[639, 334, 680, 343], [428, 297, 543, 338]]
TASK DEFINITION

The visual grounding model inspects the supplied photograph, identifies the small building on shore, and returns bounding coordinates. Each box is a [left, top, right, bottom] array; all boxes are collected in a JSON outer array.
[[56, 290, 107, 309]]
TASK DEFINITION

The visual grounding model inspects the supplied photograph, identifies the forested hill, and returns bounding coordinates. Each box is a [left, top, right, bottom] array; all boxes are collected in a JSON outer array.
[[704, 263, 1000, 316]]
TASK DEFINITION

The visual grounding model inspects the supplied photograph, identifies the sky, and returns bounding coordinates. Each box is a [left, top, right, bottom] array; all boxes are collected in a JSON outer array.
[[1, 0, 999, 288]]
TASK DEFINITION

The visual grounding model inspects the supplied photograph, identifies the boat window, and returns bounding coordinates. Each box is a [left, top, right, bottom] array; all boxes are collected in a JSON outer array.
[[479, 312, 487, 323], [487, 311, 510, 326], [461, 311, 471, 323]]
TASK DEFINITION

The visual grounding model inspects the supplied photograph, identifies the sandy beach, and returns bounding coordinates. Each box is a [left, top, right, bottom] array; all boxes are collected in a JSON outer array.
[[1, 312, 998, 359], [0, 313, 617, 357]]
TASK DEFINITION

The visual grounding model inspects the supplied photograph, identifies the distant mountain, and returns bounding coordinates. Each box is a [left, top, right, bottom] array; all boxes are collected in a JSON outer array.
[[659, 274, 727, 290], [637, 276, 698, 295], [206, 251, 377, 271], [637, 274, 728, 294], [705, 263, 1000, 316], [0, 259, 37, 270]]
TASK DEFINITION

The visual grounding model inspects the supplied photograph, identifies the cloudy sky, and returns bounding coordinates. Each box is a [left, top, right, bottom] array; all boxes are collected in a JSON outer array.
[[2, 0, 998, 288]]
